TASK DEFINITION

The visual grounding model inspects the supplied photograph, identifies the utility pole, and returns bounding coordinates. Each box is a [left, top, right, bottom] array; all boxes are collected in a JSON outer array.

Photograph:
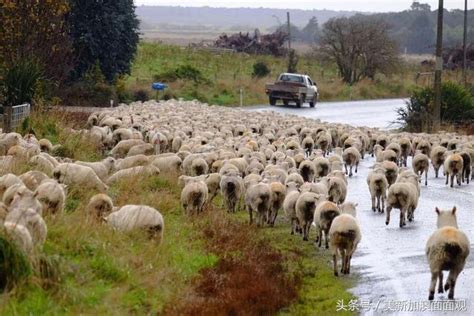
[[433, 0, 444, 131], [463, 0, 468, 86], [287, 12, 291, 52]]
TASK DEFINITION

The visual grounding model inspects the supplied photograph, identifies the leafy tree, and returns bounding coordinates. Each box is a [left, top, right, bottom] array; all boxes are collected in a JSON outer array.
[[68, 0, 140, 82], [287, 49, 299, 73], [406, 13, 435, 54], [411, 2, 431, 12], [301, 17, 321, 43], [320, 16, 399, 84], [0, 0, 73, 83]]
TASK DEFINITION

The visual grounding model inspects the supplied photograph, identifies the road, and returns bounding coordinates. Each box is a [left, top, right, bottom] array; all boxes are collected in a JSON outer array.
[[247, 98, 406, 130], [248, 99, 474, 315]]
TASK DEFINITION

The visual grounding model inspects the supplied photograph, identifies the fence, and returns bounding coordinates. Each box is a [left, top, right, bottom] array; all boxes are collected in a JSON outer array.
[[1, 103, 31, 132]]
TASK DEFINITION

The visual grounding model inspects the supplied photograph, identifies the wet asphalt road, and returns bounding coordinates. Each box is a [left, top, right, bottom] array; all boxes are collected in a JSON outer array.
[[248, 99, 474, 315]]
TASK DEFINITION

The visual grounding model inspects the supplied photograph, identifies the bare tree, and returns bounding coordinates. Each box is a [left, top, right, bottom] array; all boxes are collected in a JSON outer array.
[[320, 16, 399, 84]]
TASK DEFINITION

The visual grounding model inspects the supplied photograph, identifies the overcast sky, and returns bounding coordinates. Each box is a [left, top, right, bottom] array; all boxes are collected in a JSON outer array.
[[135, 1, 472, 12]]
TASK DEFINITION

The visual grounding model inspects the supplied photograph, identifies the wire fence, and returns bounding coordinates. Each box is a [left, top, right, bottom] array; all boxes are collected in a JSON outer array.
[[1, 103, 31, 132]]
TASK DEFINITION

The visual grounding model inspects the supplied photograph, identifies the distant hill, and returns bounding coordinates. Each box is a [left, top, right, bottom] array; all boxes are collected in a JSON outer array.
[[135, 5, 356, 30]]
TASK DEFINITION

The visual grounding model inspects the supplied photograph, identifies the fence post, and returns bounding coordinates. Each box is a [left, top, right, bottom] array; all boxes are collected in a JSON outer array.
[[3, 106, 12, 133]]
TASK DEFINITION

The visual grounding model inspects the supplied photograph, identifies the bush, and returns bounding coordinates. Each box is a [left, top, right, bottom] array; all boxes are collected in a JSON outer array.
[[154, 65, 207, 84], [287, 49, 299, 73], [397, 81, 474, 132], [0, 60, 43, 107], [252, 61, 271, 78], [133, 89, 149, 102]]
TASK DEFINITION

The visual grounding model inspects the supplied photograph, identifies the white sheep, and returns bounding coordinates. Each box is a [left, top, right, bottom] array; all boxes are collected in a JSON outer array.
[[342, 147, 360, 177], [3, 221, 34, 255], [412, 153, 430, 186], [0, 173, 22, 200], [283, 182, 301, 235], [152, 155, 182, 174], [296, 192, 325, 241], [219, 174, 243, 213], [313, 157, 330, 179], [322, 176, 347, 205], [314, 201, 341, 248], [298, 160, 316, 182], [19, 171, 50, 191], [53, 163, 109, 192], [105, 205, 164, 243], [426, 207, 470, 300], [430, 146, 447, 178], [267, 181, 286, 226], [245, 182, 272, 226], [181, 181, 208, 215], [76, 157, 116, 181], [5, 207, 47, 250], [87, 193, 114, 219], [329, 211, 361, 276], [444, 153, 463, 187], [115, 154, 150, 171], [385, 182, 419, 228], [34, 180, 66, 215], [107, 165, 160, 185], [29, 154, 55, 176], [367, 168, 388, 213]]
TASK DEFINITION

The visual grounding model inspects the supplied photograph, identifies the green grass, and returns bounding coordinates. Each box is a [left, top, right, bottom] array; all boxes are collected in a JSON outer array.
[[124, 42, 422, 106]]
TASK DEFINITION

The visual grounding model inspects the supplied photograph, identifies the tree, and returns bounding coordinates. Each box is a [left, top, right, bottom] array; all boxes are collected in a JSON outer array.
[[411, 2, 431, 12], [0, 0, 73, 83], [406, 12, 435, 53], [68, 0, 140, 82], [301, 17, 321, 43], [320, 16, 399, 84], [287, 49, 299, 73]]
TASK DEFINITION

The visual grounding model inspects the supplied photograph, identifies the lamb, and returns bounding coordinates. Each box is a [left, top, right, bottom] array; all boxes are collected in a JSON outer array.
[[367, 168, 388, 213], [245, 182, 272, 227], [299, 160, 316, 182], [86, 193, 114, 219], [34, 180, 66, 215], [295, 192, 325, 241], [430, 146, 447, 178], [53, 163, 109, 192], [107, 165, 160, 185], [76, 157, 116, 181], [267, 181, 286, 226], [444, 153, 463, 187], [329, 211, 361, 276], [385, 182, 419, 227], [313, 156, 330, 179], [220, 174, 243, 213], [412, 153, 430, 186], [342, 147, 361, 177], [105, 205, 164, 243], [181, 181, 208, 215], [314, 201, 341, 248], [426, 207, 470, 300]]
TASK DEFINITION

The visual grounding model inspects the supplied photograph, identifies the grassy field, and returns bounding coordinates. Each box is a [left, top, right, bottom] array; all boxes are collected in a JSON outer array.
[[1, 110, 355, 315], [124, 42, 426, 106]]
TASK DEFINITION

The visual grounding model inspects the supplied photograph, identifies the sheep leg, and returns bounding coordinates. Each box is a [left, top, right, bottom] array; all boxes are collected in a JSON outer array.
[[317, 228, 322, 247], [435, 166, 439, 178], [325, 229, 330, 249], [303, 223, 309, 241], [438, 271, 444, 293], [446, 173, 449, 185], [333, 252, 339, 276], [429, 271, 438, 300], [341, 249, 346, 274], [349, 166, 353, 177], [248, 206, 253, 225], [371, 194, 376, 212], [381, 195, 385, 213], [446, 269, 461, 299], [385, 205, 392, 225], [344, 164, 348, 175], [457, 174, 462, 186], [290, 219, 295, 235], [355, 162, 359, 174], [450, 174, 455, 188], [425, 170, 428, 186], [399, 208, 406, 228]]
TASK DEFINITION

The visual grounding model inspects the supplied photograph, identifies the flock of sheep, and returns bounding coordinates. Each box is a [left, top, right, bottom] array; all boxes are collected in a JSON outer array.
[[0, 99, 472, 301]]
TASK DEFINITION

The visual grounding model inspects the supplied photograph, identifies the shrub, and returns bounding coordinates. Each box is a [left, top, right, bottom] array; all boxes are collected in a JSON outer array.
[[396, 81, 474, 132], [252, 61, 271, 78], [0, 235, 32, 290], [287, 49, 299, 73], [0, 60, 43, 107], [133, 89, 149, 102], [154, 65, 207, 84]]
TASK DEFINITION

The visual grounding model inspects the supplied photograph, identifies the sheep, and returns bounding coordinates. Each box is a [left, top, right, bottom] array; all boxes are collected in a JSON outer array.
[[302, 136, 314, 157], [38, 138, 53, 152], [444, 153, 463, 187], [245, 182, 272, 226], [295, 192, 325, 241], [399, 137, 412, 167], [107, 165, 160, 185], [283, 183, 301, 235], [412, 153, 430, 186], [316, 132, 332, 156], [322, 176, 347, 205], [34, 180, 66, 215], [313, 156, 330, 179], [285, 173, 304, 188], [220, 174, 243, 213], [181, 181, 208, 215], [190, 157, 209, 176], [3, 184, 29, 207], [76, 157, 116, 181], [426, 207, 470, 300], [314, 201, 341, 248], [385, 182, 419, 227], [86, 193, 114, 219], [29, 154, 55, 176], [430, 146, 447, 178], [115, 155, 150, 171], [367, 168, 388, 213], [5, 207, 47, 250], [127, 143, 155, 157], [109, 139, 145, 158], [0, 173, 22, 200], [3, 221, 34, 255], [459, 152, 471, 184], [329, 211, 361, 276], [377, 149, 398, 164], [53, 163, 108, 192], [267, 181, 286, 226], [19, 171, 50, 191], [105, 205, 164, 243], [298, 160, 316, 182], [342, 147, 360, 177], [152, 155, 182, 174]]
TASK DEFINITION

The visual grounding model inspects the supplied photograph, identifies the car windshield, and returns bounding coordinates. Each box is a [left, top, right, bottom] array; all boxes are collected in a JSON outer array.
[[279, 74, 304, 83]]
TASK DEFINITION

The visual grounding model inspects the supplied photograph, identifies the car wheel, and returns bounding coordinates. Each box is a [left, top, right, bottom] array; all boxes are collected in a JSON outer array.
[[296, 95, 304, 108], [269, 97, 276, 106], [283, 100, 289, 106], [309, 96, 317, 108]]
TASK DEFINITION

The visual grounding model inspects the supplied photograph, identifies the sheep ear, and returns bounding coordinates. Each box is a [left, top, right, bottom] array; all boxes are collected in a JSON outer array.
[[452, 206, 457, 215], [435, 207, 440, 215]]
